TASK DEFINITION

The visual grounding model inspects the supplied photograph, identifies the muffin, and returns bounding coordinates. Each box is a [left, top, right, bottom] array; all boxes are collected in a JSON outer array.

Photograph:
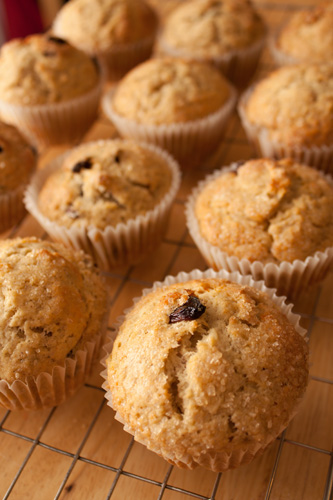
[[0, 33, 101, 148], [53, 0, 158, 80], [103, 57, 236, 164], [0, 121, 37, 232], [186, 158, 333, 297], [103, 269, 308, 471], [159, 0, 266, 87], [25, 139, 181, 269], [0, 237, 109, 411], [238, 63, 333, 172], [270, 2, 333, 66]]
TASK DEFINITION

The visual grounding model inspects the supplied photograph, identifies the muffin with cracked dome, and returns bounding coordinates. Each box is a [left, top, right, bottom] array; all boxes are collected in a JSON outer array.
[[103, 57, 236, 164], [159, 0, 266, 86], [0, 33, 101, 148], [0, 120, 37, 232], [104, 273, 308, 471], [238, 63, 333, 172], [25, 139, 181, 269], [53, 0, 158, 80], [186, 158, 333, 297], [270, 2, 333, 66], [0, 237, 109, 411]]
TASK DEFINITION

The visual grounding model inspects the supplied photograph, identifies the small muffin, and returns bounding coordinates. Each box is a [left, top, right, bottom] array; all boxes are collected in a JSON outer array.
[[25, 139, 181, 269], [0, 121, 36, 232], [159, 0, 266, 86], [238, 63, 333, 172], [53, 0, 158, 80], [105, 274, 308, 471], [103, 58, 236, 164], [270, 2, 333, 66], [0, 33, 101, 148], [186, 158, 333, 297], [0, 237, 109, 410]]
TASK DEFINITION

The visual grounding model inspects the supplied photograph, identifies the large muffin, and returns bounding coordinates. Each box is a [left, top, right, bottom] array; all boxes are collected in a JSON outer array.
[[271, 2, 333, 65], [53, 0, 158, 79], [38, 139, 173, 229], [104, 57, 236, 163], [26, 139, 180, 269], [238, 63, 333, 171], [0, 120, 36, 232], [106, 277, 309, 471], [0, 33, 101, 147], [186, 158, 333, 296], [0, 237, 108, 410], [159, 0, 266, 85]]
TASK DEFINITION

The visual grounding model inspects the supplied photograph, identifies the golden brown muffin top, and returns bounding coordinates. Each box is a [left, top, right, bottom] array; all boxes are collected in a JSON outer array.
[[194, 158, 333, 263], [38, 140, 173, 230], [107, 278, 308, 464], [0, 121, 36, 191], [112, 58, 232, 125], [53, 0, 158, 53], [244, 64, 333, 147], [276, 2, 333, 63], [0, 237, 108, 383], [161, 0, 266, 57], [0, 33, 99, 105]]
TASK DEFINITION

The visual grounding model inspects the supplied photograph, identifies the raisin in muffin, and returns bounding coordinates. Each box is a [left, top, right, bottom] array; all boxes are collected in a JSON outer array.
[[238, 63, 333, 172], [0, 121, 37, 232], [103, 57, 236, 164], [25, 139, 180, 269], [0, 237, 108, 410], [105, 272, 308, 471], [0, 33, 101, 147], [53, 0, 158, 80], [159, 0, 266, 86], [270, 2, 333, 66], [186, 158, 333, 297]]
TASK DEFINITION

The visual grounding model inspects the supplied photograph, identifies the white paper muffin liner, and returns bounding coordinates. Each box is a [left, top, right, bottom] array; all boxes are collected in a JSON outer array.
[[24, 140, 181, 270], [158, 33, 266, 88], [0, 304, 109, 411], [0, 79, 102, 150], [102, 86, 237, 165], [238, 86, 333, 173], [101, 268, 307, 471], [185, 163, 333, 298]]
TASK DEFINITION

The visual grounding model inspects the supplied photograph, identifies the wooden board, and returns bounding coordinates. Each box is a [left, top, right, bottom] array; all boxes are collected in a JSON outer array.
[[1, 1, 333, 499]]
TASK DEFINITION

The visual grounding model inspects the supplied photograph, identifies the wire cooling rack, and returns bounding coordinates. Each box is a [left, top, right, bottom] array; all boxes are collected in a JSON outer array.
[[1, 1, 333, 499]]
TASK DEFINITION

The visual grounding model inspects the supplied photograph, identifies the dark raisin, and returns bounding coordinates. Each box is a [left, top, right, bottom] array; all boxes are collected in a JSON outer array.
[[72, 158, 93, 173], [66, 206, 80, 219], [169, 295, 206, 324], [115, 154, 121, 163], [48, 35, 67, 45], [0, 146, 3, 153], [45, 331, 53, 337]]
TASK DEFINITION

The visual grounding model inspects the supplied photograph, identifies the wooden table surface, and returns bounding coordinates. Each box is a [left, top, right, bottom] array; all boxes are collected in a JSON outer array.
[[1, 1, 333, 499]]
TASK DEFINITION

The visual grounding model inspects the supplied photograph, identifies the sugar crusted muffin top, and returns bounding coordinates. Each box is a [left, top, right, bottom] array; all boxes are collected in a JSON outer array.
[[161, 0, 266, 57], [276, 2, 333, 63], [244, 63, 333, 148], [0, 237, 108, 383], [194, 158, 333, 264], [0, 121, 36, 191], [112, 58, 231, 125], [107, 278, 308, 465], [38, 140, 173, 230], [0, 34, 99, 105], [53, 0, 158, 53]]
